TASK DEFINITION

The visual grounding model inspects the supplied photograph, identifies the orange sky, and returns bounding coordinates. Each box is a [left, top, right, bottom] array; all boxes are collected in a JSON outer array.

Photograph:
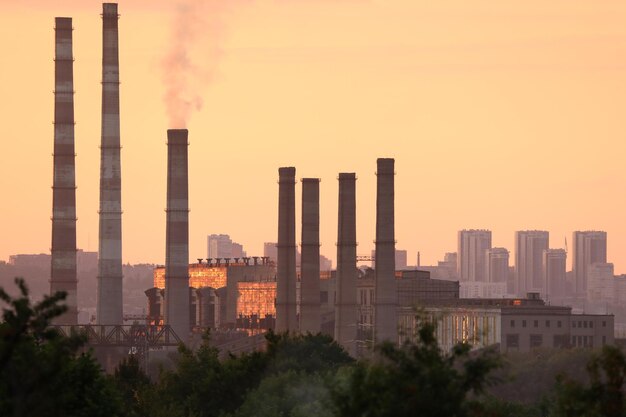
[[0, 0, 625, 272]]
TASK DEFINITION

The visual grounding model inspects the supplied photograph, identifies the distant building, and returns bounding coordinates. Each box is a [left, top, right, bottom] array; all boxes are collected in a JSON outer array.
[[370, 249, 408, 270], [460, 281, 507, 298], [207, 234, 246, 260], [399, 297, 614, 353], [573, 231, 607, 296], [457, 230, 492, 282], [587, 263, 614, 303], [265, 241, 331, 271], [543, 249, 567, 301], [515, 231, 549, 296], [485, 248, 509, 284]]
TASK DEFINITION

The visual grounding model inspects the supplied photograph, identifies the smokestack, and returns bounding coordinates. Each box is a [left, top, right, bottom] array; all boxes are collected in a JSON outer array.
[[97, 3, 123, 325], [374, 158, 398, 344], [300, 178, 321, 333], [50, 17, 78, 324], [276, 167, 297, 332], [335, 173, 357, 356], [164, 129, 190, 340]]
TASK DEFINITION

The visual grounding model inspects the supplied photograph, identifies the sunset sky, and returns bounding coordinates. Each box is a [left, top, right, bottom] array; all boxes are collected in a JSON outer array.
[[0, 0, 625, 272]]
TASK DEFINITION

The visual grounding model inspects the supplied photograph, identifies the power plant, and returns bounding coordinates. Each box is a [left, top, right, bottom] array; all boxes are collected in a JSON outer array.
[[97, 3, 123, 325], [46, 3, 408, 356], [50, 17, 78, 325]]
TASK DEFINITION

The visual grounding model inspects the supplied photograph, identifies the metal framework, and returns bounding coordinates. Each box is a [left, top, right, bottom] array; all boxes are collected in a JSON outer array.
[[51, 324, 182, 347]]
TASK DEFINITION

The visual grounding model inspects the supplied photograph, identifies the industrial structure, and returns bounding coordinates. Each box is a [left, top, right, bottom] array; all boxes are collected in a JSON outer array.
[[374, 158, 398, 344], [97, 3, 123, 325], [164, 129, 190, 341], [276, 167, 297, 332], [50, 17, 78, 324], [335, 173, 358, 355], [300, 178, 321, 333]]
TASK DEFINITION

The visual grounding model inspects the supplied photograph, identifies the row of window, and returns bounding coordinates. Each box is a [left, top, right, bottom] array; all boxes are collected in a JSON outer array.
[[510, 319, 562, 329], [510, 319, 608, 329], [506, 334, 607, 349], [572, 320, 607, 328]]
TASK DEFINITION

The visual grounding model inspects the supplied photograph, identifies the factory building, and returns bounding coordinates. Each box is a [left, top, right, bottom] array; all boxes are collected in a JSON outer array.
[[399, 296, 614, 353], [147, 259, 276, 332]]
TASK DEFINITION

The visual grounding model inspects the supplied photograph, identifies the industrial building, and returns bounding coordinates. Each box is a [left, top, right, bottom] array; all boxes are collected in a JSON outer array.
[[399, 295, 614, 353]]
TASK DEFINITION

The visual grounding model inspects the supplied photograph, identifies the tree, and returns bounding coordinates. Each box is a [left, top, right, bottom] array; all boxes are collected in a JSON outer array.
[[330, 320, 502, 417], [0, 278, 124, 417], [548, 345, 626, 417]]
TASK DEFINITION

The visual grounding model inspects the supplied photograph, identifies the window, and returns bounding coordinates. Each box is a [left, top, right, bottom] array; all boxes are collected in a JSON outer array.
[[522, 320, 527, 328], [534, 320, 539, 328], [545, 320, 550, 328], [510, 320, 515, 328], [557, 320, 562, 328], [553, 335, 568, 349], [590, 321, 593, 328], [530, 334, 543, 348], [506, 334, 519, 349], [573, 321, 577, 328], [603, 321, 607, 327]]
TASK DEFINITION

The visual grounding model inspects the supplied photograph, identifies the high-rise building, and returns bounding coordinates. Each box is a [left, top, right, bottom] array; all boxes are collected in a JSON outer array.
[[587, 263, 614, 303], [515, 231, 549, 296], [485, 248, 509, 283], [543, 249, 567, 300], [573, 231, 607, 296], [263, 242, 277, 264], [207, 234, 246, 259], [457, 230, 492, 282]]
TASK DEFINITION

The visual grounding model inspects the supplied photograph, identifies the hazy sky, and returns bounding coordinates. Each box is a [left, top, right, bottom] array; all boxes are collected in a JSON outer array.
[[1, 0, 625, 272]]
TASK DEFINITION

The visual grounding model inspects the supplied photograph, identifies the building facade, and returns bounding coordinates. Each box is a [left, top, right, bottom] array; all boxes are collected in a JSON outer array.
[[515, 230, 549, 296], [458, 230, 492, 282], [573, 231, 607, 296]]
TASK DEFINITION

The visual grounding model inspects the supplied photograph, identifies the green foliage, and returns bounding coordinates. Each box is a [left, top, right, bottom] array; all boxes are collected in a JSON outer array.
[[330, 321, 502, 417], [231, 371, 333, 417], [0, 278, 124, 417], [264, 330, 354, 375], [141, 338, 268, 417], [548, 345, 626, 417], [113, 355, 151, 417]]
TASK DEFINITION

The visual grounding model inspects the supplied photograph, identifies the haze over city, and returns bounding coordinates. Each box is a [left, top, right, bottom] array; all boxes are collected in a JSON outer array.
[[1, 0, 625, 272]]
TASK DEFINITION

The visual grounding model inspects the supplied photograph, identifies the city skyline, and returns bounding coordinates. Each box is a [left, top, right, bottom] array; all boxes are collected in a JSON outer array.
[[1, 0, 626, 273]]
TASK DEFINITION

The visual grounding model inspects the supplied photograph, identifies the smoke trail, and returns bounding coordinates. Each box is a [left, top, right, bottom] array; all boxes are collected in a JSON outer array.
[[162, 0, 360, 127], [161, 0, 234, 128]]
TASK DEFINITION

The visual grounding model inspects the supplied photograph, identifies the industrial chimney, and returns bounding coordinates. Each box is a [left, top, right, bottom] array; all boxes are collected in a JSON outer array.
[[374, 158, 398, 344], [97, 3, 123, 325], [164, 129, 190, 340], [276, 167, 297, 332], [300, 178, 321, 333], [335, 173, 357, 356], [50, 17, 78, 325]]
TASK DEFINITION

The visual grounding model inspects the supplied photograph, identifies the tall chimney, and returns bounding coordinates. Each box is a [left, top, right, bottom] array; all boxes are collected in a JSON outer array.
[[50, 17, 78, 324], [164, 129, 190, 340], [374, 158, 397, 344], [97, 3, 123, 325], [335, 173, 357, 356], [276, 167, 297, 332], [300, 178, 321, 333]]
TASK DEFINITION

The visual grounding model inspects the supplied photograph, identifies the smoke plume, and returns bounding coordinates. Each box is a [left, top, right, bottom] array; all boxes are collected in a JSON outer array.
[[161, 1, 235, 128]]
